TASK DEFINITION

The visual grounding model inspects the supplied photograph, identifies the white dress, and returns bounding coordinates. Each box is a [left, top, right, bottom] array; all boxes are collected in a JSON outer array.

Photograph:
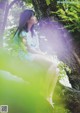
[[19, 30, 40, 61]]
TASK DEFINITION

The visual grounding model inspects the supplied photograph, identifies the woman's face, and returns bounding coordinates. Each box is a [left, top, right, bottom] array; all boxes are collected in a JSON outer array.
[[28, 15, 38, 25]]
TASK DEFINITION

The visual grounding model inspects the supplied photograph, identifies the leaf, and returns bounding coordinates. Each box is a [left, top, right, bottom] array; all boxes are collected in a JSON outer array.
[[46, 0, 50, 5]]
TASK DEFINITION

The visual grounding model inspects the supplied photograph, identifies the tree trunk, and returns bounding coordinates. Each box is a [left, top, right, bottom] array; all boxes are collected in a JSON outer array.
[[0, 0, 8, 47], [0, 0, 20, 47], [32, 0, 49, 19]]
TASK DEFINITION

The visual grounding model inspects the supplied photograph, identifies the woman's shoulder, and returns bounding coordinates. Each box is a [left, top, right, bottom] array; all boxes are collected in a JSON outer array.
[[20, 30, 27, 38]]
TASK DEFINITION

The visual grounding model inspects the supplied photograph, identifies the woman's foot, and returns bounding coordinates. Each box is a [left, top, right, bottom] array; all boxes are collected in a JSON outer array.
[[47, 97, 54, 108]]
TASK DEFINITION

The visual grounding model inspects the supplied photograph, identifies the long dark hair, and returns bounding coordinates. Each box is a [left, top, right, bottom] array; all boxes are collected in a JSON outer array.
[[15, 9, 35, 36]]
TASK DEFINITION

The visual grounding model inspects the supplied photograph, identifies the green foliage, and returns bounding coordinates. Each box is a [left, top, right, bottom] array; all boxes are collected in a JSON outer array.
[[0, 48, 71, 113], [46, 0, 50, 5], [53, 82, 71, 113], [23, 0, 32, 3], [50, 0, 80, 33], [0, 48, 52, 113], [0, 70, 53, 113], [58, 61, 71, 80]]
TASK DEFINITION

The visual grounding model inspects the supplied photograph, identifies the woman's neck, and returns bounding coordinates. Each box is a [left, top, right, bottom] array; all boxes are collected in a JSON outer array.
[[28, 24, 33, 31]]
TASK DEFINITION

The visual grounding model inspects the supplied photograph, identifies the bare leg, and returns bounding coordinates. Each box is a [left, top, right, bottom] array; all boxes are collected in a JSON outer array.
[[32, 54, 53, 69], [32, 54, 59, 106], [46, 64, 59, 106]]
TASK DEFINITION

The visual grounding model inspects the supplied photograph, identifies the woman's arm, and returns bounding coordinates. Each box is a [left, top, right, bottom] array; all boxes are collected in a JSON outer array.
[[20, 30, 46, 55], [22, 37, 46, 55]]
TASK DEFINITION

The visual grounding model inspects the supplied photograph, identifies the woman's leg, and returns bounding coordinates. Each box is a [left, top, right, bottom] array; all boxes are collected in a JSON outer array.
[[32, 54, 53, 69], [32, 54, 59, 106], [46, 64, 59, 106]]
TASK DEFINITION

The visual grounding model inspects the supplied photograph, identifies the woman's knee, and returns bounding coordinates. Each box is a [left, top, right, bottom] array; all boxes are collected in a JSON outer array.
[[33, 54, 52, 68]]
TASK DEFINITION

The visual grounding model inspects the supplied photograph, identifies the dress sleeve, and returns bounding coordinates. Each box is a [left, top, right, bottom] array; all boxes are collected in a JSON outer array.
[[20, 31, 27, 40]]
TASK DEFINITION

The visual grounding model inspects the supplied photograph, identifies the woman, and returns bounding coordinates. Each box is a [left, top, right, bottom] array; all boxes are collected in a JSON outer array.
[[13, 9, 59, 106]]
